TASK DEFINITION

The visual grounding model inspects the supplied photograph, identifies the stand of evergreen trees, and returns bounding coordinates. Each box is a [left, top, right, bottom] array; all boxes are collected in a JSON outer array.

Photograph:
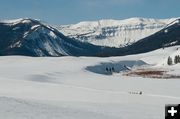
[[167, 55, 180, 65], [174, 55, 180, 64]]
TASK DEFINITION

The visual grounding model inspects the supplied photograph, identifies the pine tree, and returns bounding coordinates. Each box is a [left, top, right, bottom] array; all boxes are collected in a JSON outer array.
[[167, 56, 173, 65], [174, 55, 178, 64], [177, 55, 180, 63]]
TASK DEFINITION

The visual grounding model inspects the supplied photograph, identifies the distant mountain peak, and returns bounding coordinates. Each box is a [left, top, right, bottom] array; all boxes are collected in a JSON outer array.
[[0, 18, 110, 57], [58, 17, 178, 48]]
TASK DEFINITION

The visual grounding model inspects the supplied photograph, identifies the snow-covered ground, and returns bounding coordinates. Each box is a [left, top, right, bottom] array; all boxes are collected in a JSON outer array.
[[0, 46, 180, 119]]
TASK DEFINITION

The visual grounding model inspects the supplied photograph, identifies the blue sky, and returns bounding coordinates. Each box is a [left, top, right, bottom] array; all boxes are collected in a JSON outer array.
[[0, 0, 179, 25]]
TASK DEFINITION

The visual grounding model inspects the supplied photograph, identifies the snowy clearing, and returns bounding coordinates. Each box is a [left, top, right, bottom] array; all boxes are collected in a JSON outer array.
[[0, 46, 180, 119]]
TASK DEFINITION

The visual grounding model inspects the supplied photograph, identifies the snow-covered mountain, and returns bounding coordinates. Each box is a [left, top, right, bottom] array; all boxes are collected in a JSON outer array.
[[0, 17, 179, 57], [0, 18, 111, 56], [58, 18, 178, 47], [96, 18, 180, 56]]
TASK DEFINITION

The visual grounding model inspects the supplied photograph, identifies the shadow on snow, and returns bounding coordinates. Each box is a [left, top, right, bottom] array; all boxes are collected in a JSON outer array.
[[86, 60, 147, 75]]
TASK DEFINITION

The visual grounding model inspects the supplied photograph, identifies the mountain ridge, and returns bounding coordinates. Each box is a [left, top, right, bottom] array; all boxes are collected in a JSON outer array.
[[0, 18, 114, 57], [0, 17, 180, 57], [58, 17, 178, 47], [95, 18, 180, 57]]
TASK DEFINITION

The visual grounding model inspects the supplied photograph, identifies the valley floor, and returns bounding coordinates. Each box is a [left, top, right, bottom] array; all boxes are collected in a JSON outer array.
[[0, 46, 180, 119]]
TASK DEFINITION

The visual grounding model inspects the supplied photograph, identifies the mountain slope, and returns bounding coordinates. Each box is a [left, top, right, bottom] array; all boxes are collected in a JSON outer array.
[[96, 19, 180, 56], [0, 18, 113, 56], [0, 18, 179, 57], [58, 18, 177, 47]]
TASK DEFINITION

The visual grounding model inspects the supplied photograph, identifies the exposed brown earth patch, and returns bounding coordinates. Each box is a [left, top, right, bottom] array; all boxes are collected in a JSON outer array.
[[123, 69, 180, 79]]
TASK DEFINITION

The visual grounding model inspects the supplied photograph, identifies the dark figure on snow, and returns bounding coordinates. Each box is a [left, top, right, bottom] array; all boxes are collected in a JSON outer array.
[[106, 67, 109, 72], [112, 67, 115, 72], [139, 91, 142, 95]]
